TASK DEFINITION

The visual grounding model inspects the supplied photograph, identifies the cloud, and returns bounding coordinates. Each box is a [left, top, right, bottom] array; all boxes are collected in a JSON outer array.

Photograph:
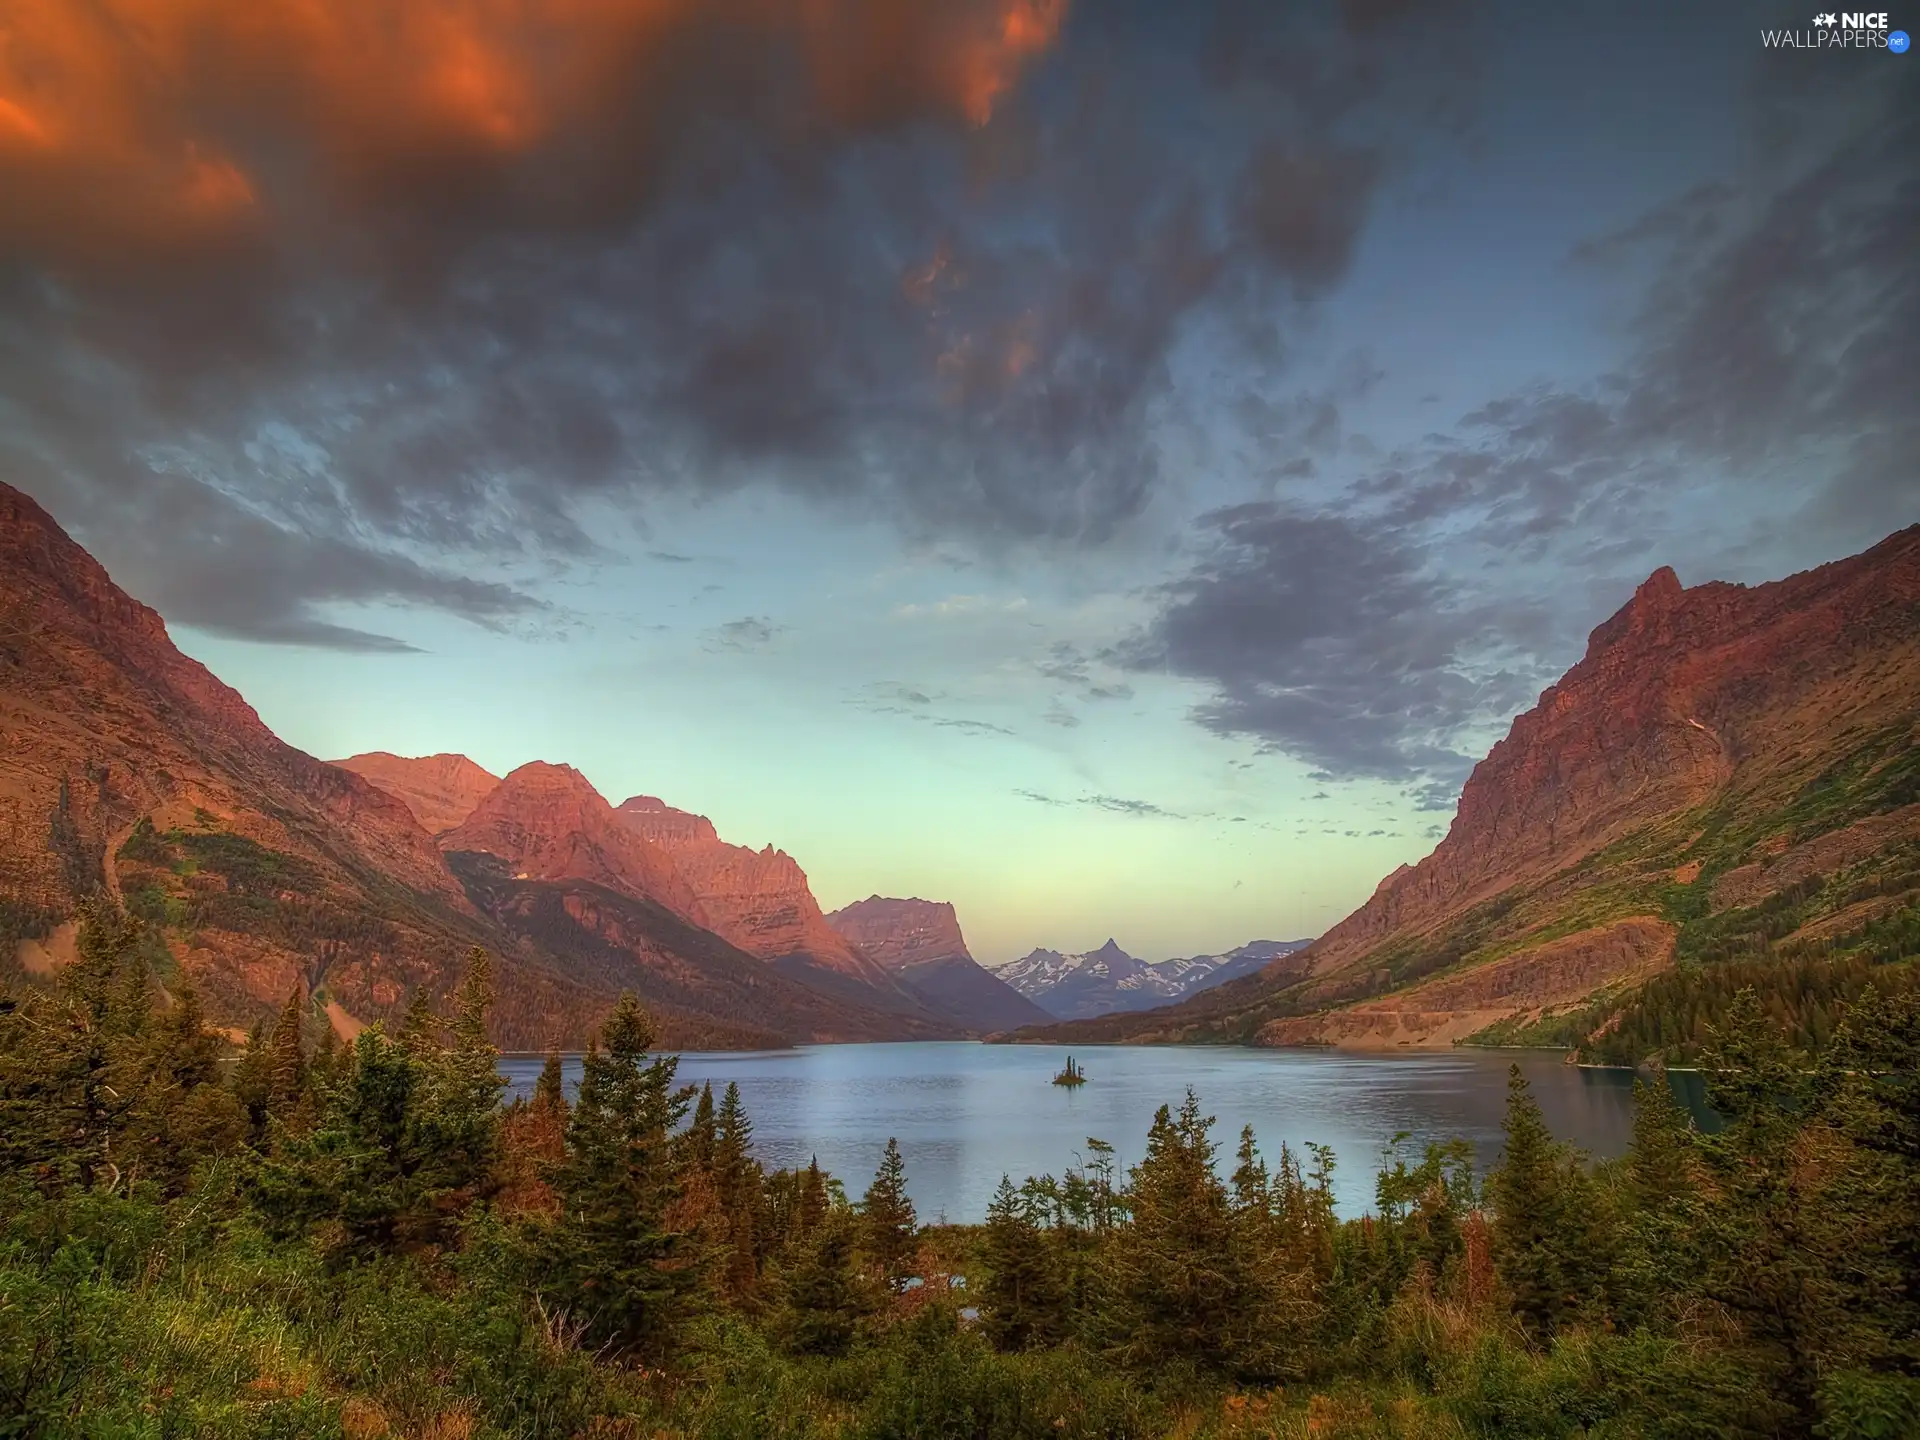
[[1114, 505, 1527, 783], [702, 615, 783, 651], [1126, 58, 1915, 789], [0, 0, 1479, 643], [1015, 788, 1181, 818]]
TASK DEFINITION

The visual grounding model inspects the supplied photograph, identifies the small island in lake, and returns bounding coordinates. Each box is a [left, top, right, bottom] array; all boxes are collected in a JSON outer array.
[[1052, 1055, 1087, 1086]]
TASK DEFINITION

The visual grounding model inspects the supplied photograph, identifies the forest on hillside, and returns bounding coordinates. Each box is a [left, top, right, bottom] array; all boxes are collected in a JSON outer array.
[[3, 905, 1919, 1439]]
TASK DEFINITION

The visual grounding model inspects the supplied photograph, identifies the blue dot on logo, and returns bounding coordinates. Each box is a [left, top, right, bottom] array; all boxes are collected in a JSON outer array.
[[1891, 28, 1912, 52]]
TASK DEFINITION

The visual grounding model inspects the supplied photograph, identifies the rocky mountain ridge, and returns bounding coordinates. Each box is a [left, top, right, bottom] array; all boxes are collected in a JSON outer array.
[[0, 481, 950, 1047], [996, 937, 1315, 1020], [1012, 529, 1920, 1053], [335, 752, 500, 836], [825, 896, 1050, 1033]]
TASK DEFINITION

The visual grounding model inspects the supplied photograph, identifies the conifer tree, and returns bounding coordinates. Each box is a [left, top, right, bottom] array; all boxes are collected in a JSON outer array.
[[800, 1155, 828, 1233], [1231, 1124, 1271, 1213], [980, 1175, 1063, 1351], [860, 1136, 918, 1291], [533, 1049, 568, 1118], [713, 1081, 760, 1300], [444, 948, 506, 1123], [398, 987, 439, 1053], [0, 900, 149, 1191], [123, 985, 244, 1195], [1487, 1065, 1568, 1339], [689, 1081, 716, 1172], [1487, 1066, 1612, 1340], [1101, 1090, 1279, 1379], [776, 1210, 869, 1357], [267, 985, 308, 1117], [544, 994, 703, 1358], [1691, 989, 1868, 1422]]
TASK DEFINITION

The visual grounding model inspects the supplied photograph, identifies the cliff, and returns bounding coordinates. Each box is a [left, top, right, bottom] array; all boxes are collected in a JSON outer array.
[[825, 895, 1050, 1033], [335, 752, 501, 835]]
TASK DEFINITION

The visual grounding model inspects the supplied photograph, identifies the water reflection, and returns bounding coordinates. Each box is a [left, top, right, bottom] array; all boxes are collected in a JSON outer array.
[[501, 1042, 1663, 1223]]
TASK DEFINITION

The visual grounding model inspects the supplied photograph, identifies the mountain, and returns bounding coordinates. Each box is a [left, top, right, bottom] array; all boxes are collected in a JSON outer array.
[[0, 482, 949, 1049], [0, 480, 602, 1045], [1013, 529, 1920, 1054], [611, 796, 943, 1023], [446, 765, 711, 926], [824, 895, 1051, 1034], [992, 937, 1315, 1020], [334, 752, 500, 835]]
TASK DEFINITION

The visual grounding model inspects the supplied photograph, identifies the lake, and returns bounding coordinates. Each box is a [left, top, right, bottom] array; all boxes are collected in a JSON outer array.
[[501, 1042, 1668, 1223]]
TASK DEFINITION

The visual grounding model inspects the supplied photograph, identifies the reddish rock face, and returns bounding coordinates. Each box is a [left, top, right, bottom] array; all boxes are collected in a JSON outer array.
[[335, 752, 501, 835], [446, 765, 710, 926], [613, 795, 894, 986], [1302, 527, 1920, 979], [0, 480, 465, 1021], [824, 896, 971, 969]]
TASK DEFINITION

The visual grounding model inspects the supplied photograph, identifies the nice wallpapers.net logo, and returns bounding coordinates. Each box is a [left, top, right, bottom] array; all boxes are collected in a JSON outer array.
[[1762, 11, 1911, 48]]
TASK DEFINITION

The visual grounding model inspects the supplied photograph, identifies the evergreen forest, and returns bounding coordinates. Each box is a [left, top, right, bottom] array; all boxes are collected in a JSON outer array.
[[4, 903, 1919, 1439]]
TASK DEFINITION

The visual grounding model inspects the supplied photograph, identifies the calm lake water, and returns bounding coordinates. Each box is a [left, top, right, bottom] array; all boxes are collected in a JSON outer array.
[[501, 1042, 1664, 1224]]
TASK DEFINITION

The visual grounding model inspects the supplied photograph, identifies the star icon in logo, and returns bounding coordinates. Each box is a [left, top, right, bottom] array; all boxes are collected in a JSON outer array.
[[1813, 11, 1836, 23]]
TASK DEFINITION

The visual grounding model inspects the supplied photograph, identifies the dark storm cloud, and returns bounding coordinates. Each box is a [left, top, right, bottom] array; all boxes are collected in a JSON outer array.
[[0, 0, 1481, 647], [1116, 506, 1527, 782]]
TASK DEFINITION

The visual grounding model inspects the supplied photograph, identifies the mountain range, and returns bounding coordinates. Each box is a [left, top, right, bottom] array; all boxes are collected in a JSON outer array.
[[0, 480, 1022, 1048], [1012, 527, 1920, 1057], [6, 475, 1915, 1064], [992, 938, 1315, 1021]]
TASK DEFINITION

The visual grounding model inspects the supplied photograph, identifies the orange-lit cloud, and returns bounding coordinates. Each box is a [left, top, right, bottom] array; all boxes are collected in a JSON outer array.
[[0, 0, 1069, 269]]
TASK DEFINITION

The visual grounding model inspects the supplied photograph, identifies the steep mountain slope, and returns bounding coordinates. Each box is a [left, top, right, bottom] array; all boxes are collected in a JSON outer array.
[[1012, 529, 1920, 1053], [995, 938, 1314, 1020], [612, 795, 943, 1022], [0, 480, 599, 1043], [0, 482, 951, 1049], [824, 895, 1050, 1033], [334, 752, 500, 835]]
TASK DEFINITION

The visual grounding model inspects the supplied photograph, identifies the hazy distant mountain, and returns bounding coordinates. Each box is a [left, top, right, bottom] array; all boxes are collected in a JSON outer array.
[[825, 895, 1051, 1034], [994, 937, 1314, 1021]]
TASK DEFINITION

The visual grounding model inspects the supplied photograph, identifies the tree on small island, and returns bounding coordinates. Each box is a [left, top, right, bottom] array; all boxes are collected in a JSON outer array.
[[1052, 1055, 1087, 1086]]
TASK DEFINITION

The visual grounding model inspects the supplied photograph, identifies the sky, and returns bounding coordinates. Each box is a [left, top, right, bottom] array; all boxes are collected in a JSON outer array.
[[3, 0, 1915, 966]]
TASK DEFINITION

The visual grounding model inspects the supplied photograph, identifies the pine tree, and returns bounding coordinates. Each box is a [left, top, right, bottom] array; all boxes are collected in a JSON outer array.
[[267, 985, 308, 1118], [776, 1210, 869, 1357], [1101, 1090, 1278, 1379], [544, 994, 703, 1358], [398, 987, 438, 1053], [0, 900, 148, 1191], [533, 1048, 568, 1118], [1486, 1065, 1612, 1340], [980, 1175, 1063, 1351], [689, 1081, 717, 1172], [800, 1155, 828, 1233], [1231, 1124, 1271, 1213], [1690, 989, 1874, 1423], [860, 1136, 918, 1291], [445, 948, 506, 1122], [713, 1081, 761, 1300], [122, 985, 244, 1195]]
